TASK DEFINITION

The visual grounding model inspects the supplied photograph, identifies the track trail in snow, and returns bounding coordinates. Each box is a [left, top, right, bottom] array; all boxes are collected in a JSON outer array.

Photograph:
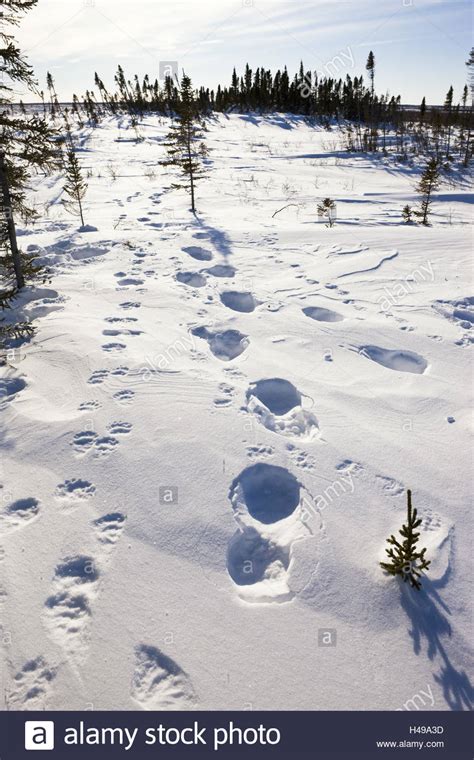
[[0, 115, 471, 711]]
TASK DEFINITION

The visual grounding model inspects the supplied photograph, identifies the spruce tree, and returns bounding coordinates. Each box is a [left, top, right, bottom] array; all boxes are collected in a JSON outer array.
[[62, 129, 88, 227], [419, 97, 426, 125], [366, 51, 375, 98], [317, 197, 337, 227], [46, 71, 58, 117], [1, 0, 60, 293], [464, 48, 474, 166], [444, 85, 454, 158], [415, 158, 440, 225], [467, 47, 474, 101], [380, 490, 430, 591], [161, 73, 208, 213]]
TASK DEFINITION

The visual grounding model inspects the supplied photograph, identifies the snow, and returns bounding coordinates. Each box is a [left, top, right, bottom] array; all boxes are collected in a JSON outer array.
[[0, 114, 472, 711]]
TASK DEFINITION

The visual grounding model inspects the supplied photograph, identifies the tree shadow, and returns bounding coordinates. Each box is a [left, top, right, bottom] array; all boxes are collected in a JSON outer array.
[[192, 214, 233, 260], [400, 579, 473, 711]]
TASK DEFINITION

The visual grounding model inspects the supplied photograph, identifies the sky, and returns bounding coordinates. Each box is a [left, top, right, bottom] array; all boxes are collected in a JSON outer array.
[[11, 0, 473, 105]]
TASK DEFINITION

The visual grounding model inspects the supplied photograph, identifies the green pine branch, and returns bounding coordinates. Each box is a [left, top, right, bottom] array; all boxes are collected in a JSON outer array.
[[380, 489, 431, 590]]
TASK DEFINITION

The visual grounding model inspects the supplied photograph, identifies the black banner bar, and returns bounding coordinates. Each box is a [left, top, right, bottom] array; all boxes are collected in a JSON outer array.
[[0, 710, 472, 759]]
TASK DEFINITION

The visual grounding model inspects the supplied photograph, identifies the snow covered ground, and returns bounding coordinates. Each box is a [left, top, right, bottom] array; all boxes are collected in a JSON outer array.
[[0, 114, 472, 711]]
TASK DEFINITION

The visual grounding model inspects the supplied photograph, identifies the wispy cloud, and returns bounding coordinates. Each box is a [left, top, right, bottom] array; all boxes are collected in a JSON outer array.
[[14, 0, 472, 103]]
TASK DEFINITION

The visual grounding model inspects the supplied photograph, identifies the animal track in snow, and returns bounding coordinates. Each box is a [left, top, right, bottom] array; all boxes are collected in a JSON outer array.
[[72, 430, 98, 455], [359, 345, 427, 374], [102, 342, 127, 352], [249, 378, 301, 415], [72, 422, 130, 458], [223, 366, 245, 379], [191, 326, 249, 361], [104, 316, 138, 324], [230, 464, 301, 525], [103, 328, 141, 338], [286, 444, 316, 470], [88, 370, 108, 385], [336, 459, 364, 476], [246, 444, 274, 459], [0, 498, 40, 534], [220, 291, 256, 313], [176, 271, 206, 288], [107, 421, 133, 435], [93, 512, 126, 550], [226, 527, 293, 603], [43, 555, 99, 662], [0, 376, 27, 407], [131, 645, 196, 710], [116, 277, 144, 287], [433, 296, 474, 333], [227, 465, 313, 603], [421, 510, 443, 533], [376, 475, 404, 497], [213, 383, 235, 407], [119, 301, 141, 310], [55, 479, 96, 504], [245, 378, 318, 439], [303, 306, 344, 322], [190, 348, 208, 363], [9, 657, 57, 709], [93, 435, 120, 458], [113, 389, 135, 405], [205, 264, 236, 278], [182, 245, 213, 261], [78, 400, 101, 411], [87, 366, 129, 385]]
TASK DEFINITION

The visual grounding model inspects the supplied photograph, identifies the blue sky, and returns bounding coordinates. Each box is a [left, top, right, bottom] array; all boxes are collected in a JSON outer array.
[[15, 0, 472, 105]]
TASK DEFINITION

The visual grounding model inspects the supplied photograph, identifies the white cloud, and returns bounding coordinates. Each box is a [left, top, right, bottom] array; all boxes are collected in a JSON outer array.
[[10, 0, 471, 103]]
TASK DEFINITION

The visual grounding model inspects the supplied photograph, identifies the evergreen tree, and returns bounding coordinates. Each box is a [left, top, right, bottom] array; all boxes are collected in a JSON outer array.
[[366, 51, 375, 98], [466, 47, 474, 102], [380, 489, 430, 591], [46, 70, 58, 117], [1, 0, 60, 293], [464, 48, 474, 166], [419, 96, 426, 125], [87, 59, 469, 166], [62, 134, 88, 227], [317, 197, 337, 227], [444, 85, 454, 158], [401, 204, 413, 223], [161, 73, 208, 213], [415, 158, 440, 225]]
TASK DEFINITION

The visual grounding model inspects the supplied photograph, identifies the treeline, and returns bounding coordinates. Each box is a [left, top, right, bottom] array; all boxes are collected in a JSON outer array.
[[53, 54, 470, 165], [90, 62, 384, 122], [78, 61, 468, 126]]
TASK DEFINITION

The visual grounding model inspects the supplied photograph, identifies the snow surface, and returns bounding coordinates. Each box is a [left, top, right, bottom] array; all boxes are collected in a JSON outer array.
[[0, 114, 472, 711]]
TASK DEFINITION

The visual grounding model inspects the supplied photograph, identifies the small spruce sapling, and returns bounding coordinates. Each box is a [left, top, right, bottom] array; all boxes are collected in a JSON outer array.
[[317, 197, 337, 227], [414, 158, 440, 226], [161, 73, 208, 213], [62, 138, 88, 227], [380, 489, 430, 590], [402, 204, 413, 223]]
